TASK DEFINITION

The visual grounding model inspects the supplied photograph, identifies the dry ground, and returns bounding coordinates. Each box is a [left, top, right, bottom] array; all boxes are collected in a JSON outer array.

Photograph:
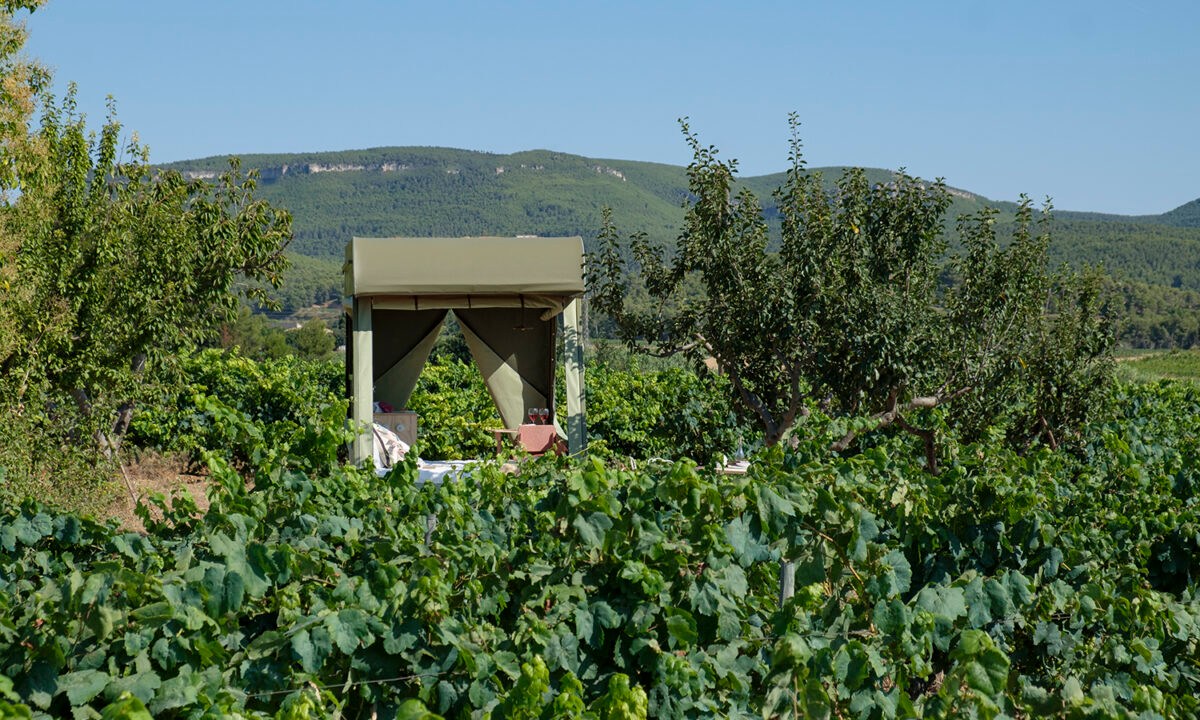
[[104, 451, 212, 533]]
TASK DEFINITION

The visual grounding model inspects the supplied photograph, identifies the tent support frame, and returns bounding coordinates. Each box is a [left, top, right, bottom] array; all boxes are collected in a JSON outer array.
[[350, 296, 374, 464], [562, 299, 586, 455]]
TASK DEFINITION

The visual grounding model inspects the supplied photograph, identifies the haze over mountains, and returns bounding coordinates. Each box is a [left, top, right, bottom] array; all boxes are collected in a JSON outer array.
[[162, 146, 1200, 321]]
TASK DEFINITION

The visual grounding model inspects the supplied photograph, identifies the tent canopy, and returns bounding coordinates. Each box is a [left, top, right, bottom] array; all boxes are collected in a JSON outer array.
[[344, 236, 587, 463], [345, 235, 585, 297]]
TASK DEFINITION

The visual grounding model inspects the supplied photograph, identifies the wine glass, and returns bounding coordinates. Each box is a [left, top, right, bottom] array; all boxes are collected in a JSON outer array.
[[538, 407, 550, 425], [527, 408, 538, 425]]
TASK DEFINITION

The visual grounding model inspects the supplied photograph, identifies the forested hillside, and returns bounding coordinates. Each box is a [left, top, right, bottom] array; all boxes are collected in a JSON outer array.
[[164, 147, 1200, 347], [1157, 197, 1200, 227], [162, 148, 689, 259]]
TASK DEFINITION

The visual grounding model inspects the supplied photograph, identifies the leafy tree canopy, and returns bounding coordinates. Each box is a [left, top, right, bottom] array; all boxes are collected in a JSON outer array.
[[0, 2, 293, 488], [589, 117, 1114, 467]]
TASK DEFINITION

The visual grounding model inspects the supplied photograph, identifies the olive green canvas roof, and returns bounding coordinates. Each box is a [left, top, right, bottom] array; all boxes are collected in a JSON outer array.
[[345, 236, 585, 298]]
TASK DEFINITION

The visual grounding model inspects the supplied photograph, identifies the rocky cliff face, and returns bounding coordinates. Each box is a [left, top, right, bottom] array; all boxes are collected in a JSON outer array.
[[181, 161, 412, 182], [179, 159, 630, 183]]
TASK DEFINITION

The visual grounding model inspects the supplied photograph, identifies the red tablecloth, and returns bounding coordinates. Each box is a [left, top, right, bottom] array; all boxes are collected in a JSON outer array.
[[517, 424, 560, 454]]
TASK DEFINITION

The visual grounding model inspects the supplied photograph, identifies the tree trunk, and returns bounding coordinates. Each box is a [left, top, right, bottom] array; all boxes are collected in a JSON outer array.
[[831, 385, 971, 473], [71, 386, 114, 458], [896, 415, 939, 475], [107, 353, 147, 454], [71, 353, 147, 458]]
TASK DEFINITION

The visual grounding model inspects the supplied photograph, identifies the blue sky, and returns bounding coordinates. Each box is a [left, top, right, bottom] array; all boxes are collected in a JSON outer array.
[[23, 1, 1200, 215]]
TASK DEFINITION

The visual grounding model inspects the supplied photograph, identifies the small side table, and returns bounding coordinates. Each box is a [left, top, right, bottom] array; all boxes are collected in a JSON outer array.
[[490, 428, 518, 455]]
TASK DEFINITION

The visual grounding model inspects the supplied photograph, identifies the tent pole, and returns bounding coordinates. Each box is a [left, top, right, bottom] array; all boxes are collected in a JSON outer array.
[[563, 299, 587, 455], [351, 296, 374, 465]]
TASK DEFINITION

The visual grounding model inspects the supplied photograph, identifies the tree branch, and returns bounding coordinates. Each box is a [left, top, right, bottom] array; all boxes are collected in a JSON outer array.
[[895, 415, 939, 475], [831, 387, 898, 453], [774, 349, 811, 435], [639, 340, 702, 358], [1037, 414, 1059, 451], [831, 385, 972, 455], [718, 352, 780, 443]]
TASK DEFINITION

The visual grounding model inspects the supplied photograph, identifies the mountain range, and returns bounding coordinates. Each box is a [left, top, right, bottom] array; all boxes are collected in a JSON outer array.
[[162, 147, 1200, 325]]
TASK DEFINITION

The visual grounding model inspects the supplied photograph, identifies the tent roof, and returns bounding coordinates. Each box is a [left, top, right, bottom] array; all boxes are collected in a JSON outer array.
[[345, 236, 585, 298]]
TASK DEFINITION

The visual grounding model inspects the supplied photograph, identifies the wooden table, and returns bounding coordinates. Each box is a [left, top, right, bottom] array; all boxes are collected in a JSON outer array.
[[491, 424, 562, 456], [490, 428, 518, 455]]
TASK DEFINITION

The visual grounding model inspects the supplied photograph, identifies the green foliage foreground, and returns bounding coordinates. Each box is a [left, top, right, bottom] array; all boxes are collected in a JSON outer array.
[[1, 379, 1199, 718]]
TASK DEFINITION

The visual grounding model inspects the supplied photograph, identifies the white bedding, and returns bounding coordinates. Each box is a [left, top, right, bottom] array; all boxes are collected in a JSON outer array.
[[375, 459, 475, 486]]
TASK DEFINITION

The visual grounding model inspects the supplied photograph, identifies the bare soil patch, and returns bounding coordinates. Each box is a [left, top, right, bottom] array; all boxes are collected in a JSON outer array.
[[105, 451, 211, 533]]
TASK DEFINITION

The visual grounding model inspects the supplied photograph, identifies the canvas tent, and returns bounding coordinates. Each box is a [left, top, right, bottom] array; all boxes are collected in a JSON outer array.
[[343, 235, 587, 463]]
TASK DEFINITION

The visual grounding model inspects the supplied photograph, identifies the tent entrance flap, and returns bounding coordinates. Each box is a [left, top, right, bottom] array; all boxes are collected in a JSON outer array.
[[456, 307, 555, 430], [372, 309, 449, 410]]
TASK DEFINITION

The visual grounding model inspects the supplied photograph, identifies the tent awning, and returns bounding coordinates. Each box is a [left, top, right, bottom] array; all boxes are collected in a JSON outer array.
[[345, 236, 585, 298], [369, 294, 570, 320]]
